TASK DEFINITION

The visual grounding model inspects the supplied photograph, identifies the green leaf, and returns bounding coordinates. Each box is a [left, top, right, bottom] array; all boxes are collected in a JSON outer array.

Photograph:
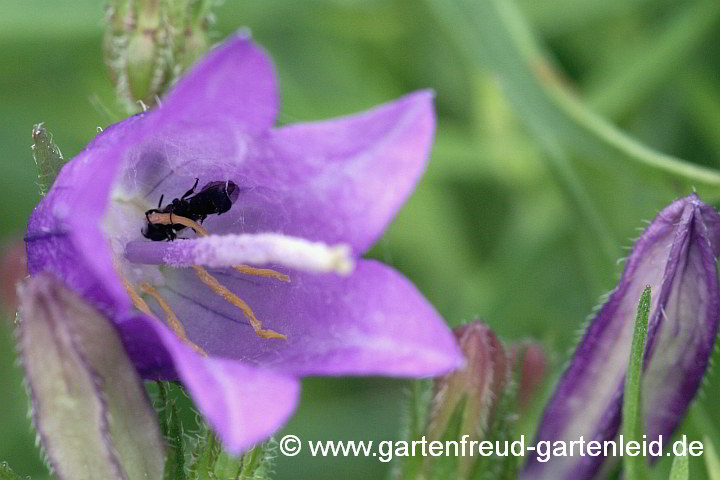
[[584, 0, 720, 120], [0, 462, 25, 480], [623, 286, 651, 480], [704, 435, 720, 480], [425, 0, 720, 196], [31, 123, 64, 196], [668, 452, 689, 480]]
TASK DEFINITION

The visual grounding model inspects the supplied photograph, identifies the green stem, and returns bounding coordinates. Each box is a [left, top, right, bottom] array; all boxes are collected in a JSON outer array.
[[426, 0, 720, 198], [585, 0, 720, 119]]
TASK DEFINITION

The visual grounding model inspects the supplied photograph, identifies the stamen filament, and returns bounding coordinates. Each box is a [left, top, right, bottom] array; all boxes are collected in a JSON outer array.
[[233, 265, 290, 282], [122, 276, 154, 316], [137, 282, 208, 356], [192, 265, 287, 340], [147, 212, 291, 281]]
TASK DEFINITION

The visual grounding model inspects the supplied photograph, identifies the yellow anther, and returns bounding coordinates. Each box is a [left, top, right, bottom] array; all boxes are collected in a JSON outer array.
[[192, 265, 287, 340], [137, 282, 208, 356]]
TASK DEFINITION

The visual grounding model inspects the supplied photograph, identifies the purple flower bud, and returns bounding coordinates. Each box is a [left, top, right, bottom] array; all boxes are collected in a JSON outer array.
[[510, 340, 548, 413], [429, 322, 510, 442], [17, 273, 165, 480], [523, 194, 720, 480]]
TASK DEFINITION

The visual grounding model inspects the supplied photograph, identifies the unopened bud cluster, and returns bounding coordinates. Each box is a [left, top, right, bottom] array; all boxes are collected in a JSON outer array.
[[104, 0, 214, 111], [396, 321, 548, 480]]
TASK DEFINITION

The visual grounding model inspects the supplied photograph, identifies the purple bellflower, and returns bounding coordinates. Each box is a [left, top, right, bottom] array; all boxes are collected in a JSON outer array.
[[522, 194, 720, 479], [25, 32, 464, 453]]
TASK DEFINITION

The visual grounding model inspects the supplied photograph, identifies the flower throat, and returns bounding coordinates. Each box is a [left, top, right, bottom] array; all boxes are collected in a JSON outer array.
[[123, 180, 288, 355]]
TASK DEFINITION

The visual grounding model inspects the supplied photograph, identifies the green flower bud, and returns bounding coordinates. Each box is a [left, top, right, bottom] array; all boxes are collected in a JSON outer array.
[[17, 274, 165, 480], [126, 1, 166, 105], [104, 0, 213, 112], [174, 0, 213, 72]]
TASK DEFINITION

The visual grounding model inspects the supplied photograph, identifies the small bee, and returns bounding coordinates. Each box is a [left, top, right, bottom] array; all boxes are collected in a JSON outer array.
[[142, 179, 240, 241]]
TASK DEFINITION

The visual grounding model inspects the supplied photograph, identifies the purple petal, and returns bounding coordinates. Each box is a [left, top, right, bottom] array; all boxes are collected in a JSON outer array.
[[213, 90, 436, 253], [522, 194, 720, 480], [154, 259, 464, 377], [26, 117, 144, 312], [157, 31, 278, 135], [123, 90, 436, 255], [126, 315, 300, 454], [121, 33, 279, 196], [27, 33, 279, 312]]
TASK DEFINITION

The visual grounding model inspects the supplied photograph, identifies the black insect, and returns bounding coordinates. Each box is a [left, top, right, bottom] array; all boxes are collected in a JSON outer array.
[[142, 179, 240, 241]]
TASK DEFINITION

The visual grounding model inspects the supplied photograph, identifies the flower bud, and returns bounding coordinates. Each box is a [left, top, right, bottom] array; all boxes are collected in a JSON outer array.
[[403, 321, 514, 479], [523, 194, 720, 480], [126, 2, 166, 104], [174, 0, 213, 72], [428, 321, 510, 442], [104, 0, 212, 111], [17, 274, 165, 480], [510, 340, 548, 413], [1, 239, 27, 316]]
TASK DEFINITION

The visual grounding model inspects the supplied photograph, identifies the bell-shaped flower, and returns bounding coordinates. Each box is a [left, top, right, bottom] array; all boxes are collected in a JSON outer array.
[[25, 32, 464, 454], [522, 194, 720, 479]]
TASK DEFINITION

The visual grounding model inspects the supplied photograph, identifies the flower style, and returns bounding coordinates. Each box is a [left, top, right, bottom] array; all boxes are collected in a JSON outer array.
[[25, 32, 464, 453], [522, 194, 720, 480]]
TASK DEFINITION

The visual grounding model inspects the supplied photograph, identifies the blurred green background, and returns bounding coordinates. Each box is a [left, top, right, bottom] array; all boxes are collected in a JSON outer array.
[[3, 0, 720, 478]]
